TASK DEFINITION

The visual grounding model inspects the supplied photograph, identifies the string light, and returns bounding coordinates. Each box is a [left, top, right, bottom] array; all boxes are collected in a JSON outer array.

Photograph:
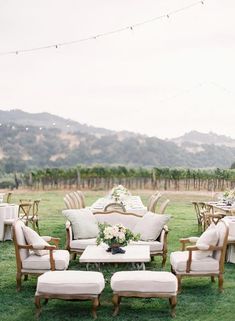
[[0, 0, 205, 56]]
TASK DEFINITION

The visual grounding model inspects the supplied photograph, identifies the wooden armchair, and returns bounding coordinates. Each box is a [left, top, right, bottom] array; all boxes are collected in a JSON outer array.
[[170, 220, 229, 292], [64, 191, 85, 209], [13, 220, 70, 291]]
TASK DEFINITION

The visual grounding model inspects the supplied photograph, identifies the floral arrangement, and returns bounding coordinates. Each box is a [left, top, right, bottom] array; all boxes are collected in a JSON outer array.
[[110, 185, 130, 201], [96, 223, 140, 249], [223, 189, 235, 200]]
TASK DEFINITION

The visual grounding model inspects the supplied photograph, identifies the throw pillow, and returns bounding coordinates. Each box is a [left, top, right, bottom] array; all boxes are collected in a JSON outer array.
[[22, 226, 50, 256], [193, 227, 219, 260], [133, 212, 170, 241], [63, 208, 99, 239]]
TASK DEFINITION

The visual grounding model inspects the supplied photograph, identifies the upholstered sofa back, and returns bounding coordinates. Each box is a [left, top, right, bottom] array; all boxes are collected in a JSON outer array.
[[93, 211, 141, 230]]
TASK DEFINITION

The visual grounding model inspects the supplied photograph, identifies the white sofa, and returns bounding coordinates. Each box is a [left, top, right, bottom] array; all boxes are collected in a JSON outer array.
[[64, 209, 169, 267]]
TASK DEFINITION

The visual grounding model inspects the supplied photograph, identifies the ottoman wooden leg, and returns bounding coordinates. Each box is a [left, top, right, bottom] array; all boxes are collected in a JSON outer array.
[[35, 296, 41, 319], [92, 297, 99, 319], [169, 296, 177, 318], [112, 294, 120, 316]]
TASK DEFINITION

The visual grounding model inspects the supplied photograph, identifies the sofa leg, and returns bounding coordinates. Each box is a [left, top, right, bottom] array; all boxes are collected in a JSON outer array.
[[72, 253, 77, 260], [211, 276, 215, 283], [112, 294, 120, 316], [16, 272, 22, 291], [176, 275, 182, 294]]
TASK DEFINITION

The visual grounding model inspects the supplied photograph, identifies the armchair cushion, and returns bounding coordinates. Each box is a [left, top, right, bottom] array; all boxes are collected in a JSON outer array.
[[22, 250, 70, 270], [170, 251, 219, 273], [193, 228, 219, 260], [63, 209, 99, 239], [133, 212, 170, 241], [23, 226, 50, 256]]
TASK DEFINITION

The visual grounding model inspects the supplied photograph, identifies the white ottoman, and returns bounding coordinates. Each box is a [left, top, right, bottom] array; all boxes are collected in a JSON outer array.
[[35, 271, 105, 319], [111, 271, 177, 317]]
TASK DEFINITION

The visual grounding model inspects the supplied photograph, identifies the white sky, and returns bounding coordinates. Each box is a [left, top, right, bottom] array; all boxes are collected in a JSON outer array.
[[0, 0, 235, 139]]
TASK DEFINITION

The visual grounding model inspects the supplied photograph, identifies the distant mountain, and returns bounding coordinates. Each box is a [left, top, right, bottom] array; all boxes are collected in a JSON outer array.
[[0, 110, 235, 171], [171, 130, 235, 147], [0, 109, 113, 137]]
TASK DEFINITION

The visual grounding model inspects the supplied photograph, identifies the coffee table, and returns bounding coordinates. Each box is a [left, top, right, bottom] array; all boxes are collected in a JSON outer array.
[[79, 245, 150, 270]]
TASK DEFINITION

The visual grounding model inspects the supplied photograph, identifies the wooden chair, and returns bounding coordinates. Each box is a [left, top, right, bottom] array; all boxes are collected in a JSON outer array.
[[192, 201, 207, 231], [158, 199, 170, 214], [170, 220, 229, 292], [64, 191, 85, 209], [18, 200, 41, 234], [12, 219, 69, 291], [147, 193, 162, 212], [6, 192, 13, 203]]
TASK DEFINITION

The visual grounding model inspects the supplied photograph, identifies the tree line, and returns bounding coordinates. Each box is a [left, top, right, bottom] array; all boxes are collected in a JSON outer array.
[[15, 166, 235, 191]]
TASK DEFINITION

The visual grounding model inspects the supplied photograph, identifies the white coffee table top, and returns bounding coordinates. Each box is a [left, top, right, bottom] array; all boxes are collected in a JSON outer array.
[[79, 245, 150, 263]]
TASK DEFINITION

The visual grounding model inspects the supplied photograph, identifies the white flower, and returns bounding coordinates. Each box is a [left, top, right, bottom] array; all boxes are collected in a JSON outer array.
[[117, 232, 125, 241]]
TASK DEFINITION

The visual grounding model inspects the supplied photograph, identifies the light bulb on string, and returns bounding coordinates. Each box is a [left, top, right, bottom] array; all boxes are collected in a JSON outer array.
[[25, 127, 29, 131]]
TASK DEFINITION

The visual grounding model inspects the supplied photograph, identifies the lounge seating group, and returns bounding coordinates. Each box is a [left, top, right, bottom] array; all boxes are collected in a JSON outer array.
[[10, 190, 230, 319], [64, 209, 170, 267]]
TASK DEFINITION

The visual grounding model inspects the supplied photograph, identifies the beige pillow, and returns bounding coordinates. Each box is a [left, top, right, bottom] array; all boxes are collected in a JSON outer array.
[[133, 212, 170, 241], [22, 226, 50, 256], [193, 227, 219, 260], [63, 209, 99, 239]]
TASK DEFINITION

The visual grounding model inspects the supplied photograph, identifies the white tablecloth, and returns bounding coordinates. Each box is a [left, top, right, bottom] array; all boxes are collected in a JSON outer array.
[[90, 196, 147, 216], [0, 204, 19, 241], [223, 217, 235, 263]]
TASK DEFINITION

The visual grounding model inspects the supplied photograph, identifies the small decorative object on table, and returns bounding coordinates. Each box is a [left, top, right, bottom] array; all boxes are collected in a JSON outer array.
[[96, 223, 140, 255], [110, 185, 131, 202]]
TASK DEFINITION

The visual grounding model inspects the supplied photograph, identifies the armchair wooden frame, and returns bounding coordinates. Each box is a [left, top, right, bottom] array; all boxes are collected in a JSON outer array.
[[65, 210, 169, 267], [12, 222, 60, 291], [171, 220, 229, 293]]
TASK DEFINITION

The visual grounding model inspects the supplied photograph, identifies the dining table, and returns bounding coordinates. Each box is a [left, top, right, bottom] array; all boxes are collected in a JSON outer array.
[[90, 195, 147, 216], [0, 203, 19, 241], [205, 201, 235, 215]]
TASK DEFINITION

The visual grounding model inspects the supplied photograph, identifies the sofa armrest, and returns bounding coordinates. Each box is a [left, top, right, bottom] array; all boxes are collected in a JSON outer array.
[[158, 225, 168, 254], [65, 221, 73, 251]]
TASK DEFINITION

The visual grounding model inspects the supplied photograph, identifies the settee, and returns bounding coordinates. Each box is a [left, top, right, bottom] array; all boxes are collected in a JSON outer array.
[[63, 209, 169, 267]]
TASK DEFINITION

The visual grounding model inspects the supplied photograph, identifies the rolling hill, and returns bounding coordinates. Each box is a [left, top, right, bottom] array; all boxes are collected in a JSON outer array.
[[0, 109, 234, 171]]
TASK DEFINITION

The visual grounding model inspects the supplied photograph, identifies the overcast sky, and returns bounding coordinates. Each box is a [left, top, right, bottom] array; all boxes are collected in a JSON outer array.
[[0, 0, 235, 139]]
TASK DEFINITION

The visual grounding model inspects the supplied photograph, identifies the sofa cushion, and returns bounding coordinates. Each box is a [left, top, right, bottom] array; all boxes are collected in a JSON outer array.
[[22, 250, 70, 270], [63, 209, 99, 239], [23, 225, 50, 256], [193, 227, 219, 260], [111, 271, 177, 293], [36, 271, 105, 295], [133, 212, 170, 241], [70, 238, 97, 250], [170, 251, 219, 273], [130, 240, 163, 252]]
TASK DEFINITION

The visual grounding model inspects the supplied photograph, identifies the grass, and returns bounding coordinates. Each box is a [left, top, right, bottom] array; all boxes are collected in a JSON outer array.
[[1, 190, 235, 321]]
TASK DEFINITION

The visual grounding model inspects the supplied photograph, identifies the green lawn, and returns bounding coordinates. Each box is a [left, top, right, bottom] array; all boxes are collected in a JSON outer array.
[[0, 190, 235, 321]]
